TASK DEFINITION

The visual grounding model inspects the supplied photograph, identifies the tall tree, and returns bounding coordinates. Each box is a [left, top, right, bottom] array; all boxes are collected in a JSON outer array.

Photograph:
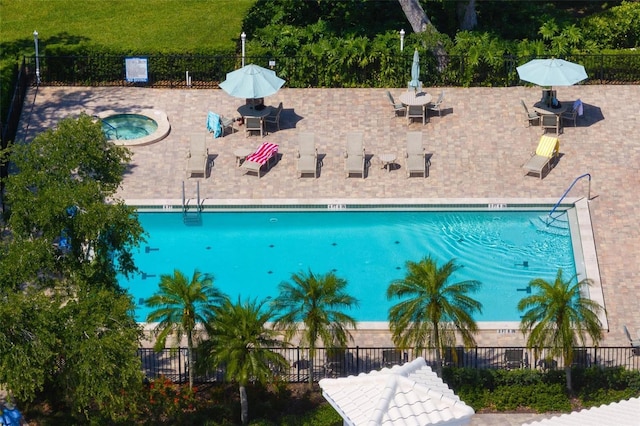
[[518, 268, 604, 393], [0, 114, 146, 420], [271, 269, 358, 386], [198, 297, 289, 425], [387, 256, 482, 376], [397, 0, 448, 65], [145, 269, 225, 389]]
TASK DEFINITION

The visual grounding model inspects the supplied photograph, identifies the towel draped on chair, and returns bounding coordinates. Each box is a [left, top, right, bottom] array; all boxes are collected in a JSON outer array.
[[207, 111, 222, 138], [246, 142, 279, 164], [573, 99, 584, 116]]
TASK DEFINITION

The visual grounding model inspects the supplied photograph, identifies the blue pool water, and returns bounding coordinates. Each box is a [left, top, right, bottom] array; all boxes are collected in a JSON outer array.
[[121, 210, 576, 322], [102, 114, 158, 140]]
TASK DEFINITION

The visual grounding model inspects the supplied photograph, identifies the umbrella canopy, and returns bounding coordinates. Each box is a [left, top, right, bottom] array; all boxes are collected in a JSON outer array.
[[219, 64, 285, 99], [409, 49, 421, 88], [516, 58, 587, 87]]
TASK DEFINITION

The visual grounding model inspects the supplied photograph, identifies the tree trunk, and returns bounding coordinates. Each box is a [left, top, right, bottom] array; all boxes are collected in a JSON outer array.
[[187, 331, 194, 389], [564, 365, 573, 393], [240, 384, 249, 425], [433, 323, 443, 377], [457, 0, 478, 31], [397, 0, 448, 70]]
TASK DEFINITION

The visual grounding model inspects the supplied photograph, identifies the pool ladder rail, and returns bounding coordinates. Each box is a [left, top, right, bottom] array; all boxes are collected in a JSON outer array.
[[182, 181, 203, 226]]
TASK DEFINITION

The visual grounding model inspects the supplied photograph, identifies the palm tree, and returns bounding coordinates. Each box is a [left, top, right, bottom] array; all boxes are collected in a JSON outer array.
[[145, 269, 225, 389], [387, 256, 482, 376], [271, 269, 359, 386], [518, 268, 604, 393], [197, 297, 289, 425]]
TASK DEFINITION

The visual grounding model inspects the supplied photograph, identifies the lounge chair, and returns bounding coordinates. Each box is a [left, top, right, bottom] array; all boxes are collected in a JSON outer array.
[[428, 91, 445, 117], [264, 102, 283, 133], [186, 134, 208, 178], [405, 131, 429, 178], [386, 91, 406, 117], [344, 132, 365, 179], [245, 116, 264, 138], [504, 348, 523, 369], [522, 134, 560, 179], [521, 100, 540, 127], [240, 142, 279, 178], [296, 132, 319, 178]]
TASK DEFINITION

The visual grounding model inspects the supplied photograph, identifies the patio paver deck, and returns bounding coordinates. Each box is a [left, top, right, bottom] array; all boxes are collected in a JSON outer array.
[[17, 84, 640, 349]]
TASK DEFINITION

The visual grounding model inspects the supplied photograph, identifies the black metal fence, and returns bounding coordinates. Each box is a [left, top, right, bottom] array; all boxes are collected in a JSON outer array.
[[19, 53, 640, 90], [138, 346, 640, 384]]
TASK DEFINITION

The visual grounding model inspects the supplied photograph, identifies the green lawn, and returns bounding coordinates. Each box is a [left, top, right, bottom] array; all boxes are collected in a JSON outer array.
[[1, 0, 255, 55]]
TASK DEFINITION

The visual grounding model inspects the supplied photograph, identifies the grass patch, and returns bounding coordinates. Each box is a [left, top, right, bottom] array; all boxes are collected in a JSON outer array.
[[1, 0, 255, 55]]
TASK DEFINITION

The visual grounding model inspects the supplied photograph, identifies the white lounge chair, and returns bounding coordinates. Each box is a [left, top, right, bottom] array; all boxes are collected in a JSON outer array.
[[297, 132, 319, 178], [186, 134, 208, 178], [240, 142, 279, 178], [344, 132, 365, 179], [405, 132, 428, 178]]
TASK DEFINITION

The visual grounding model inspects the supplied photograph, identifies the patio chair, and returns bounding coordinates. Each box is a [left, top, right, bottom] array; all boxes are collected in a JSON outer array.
[[264, 102, 283, 133], [382, 349, 404, 367], [522, 135, 560, 179], [325, 347, 347, 378], [428, 91, 445, 117], [443, 347, 464, 367], [504, 348, 524, 369], [407, 104, 426, 125], [344, 132, 366, 179], [405, 131, 429, 178], [220, 115, 236, 136], [623, 325, 640, 356], [386, 91, 406, 117], [245, 116, 264, 138], [206, 111, 223, 138], [520, 100, 540, 127], [560, 99, 582, 127], [541, 113, 560, 135], [296, 132, 319, 178], [240, 142, 279, 178], [186, 134, 208, 178]]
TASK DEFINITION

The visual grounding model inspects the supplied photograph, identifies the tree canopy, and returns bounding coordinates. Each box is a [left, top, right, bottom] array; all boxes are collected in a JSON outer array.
[[0, 114, 145, 421]]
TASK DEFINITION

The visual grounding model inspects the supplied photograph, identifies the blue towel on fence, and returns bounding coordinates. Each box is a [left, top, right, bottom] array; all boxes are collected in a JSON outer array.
[[206, 112, 222, 138]]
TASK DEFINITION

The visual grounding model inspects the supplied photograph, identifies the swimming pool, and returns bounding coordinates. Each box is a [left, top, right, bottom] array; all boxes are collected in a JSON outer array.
[[121, 207, 579, 323]]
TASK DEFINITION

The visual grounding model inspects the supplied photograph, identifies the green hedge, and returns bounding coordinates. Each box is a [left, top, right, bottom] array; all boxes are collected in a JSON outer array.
[[443, 366, 640, 413]]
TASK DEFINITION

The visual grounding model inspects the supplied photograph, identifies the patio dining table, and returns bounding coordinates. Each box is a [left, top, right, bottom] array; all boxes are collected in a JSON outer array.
[[533, 101, 569, 116], [237, 104, 272, 119], [399, 91, 432, 106]]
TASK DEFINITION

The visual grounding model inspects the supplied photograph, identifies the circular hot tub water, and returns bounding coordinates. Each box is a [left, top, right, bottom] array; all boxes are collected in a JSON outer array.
[[98, 109, 170, 146]]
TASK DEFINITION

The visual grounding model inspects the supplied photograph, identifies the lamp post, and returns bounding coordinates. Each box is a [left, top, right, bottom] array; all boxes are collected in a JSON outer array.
[[241, 32, 246, 67], [33, 30, 41, 84], [399, 29, 405, 52]]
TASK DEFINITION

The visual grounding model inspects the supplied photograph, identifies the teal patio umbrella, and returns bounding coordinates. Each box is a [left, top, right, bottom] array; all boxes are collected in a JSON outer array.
[[516, 58, 587, 88], [219, 64, 285, 100], [409, 48, 421, 90]]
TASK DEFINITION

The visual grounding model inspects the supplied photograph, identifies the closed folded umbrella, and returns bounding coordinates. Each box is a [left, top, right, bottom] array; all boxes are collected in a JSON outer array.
[[409, 49, 421, 89], [219, 64, 285, 100], [516, 58, 587, 88]]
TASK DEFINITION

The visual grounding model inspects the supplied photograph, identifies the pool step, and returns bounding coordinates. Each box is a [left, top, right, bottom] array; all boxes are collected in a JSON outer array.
[[531, 214, 570, 236], [183, 212, 202, 226]]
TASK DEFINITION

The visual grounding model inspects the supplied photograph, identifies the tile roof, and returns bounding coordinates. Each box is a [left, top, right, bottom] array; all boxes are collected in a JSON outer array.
[[523, 397, 640, 426], [319, 357, 474, 425]]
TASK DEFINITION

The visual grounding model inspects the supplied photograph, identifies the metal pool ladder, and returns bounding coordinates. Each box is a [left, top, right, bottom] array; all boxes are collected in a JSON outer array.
[[547, 173, 591, 226], [182, 181, 202, 225]]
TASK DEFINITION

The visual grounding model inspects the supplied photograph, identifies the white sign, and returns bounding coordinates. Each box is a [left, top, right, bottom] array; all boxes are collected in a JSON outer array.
[[125, 57, 148, 83]]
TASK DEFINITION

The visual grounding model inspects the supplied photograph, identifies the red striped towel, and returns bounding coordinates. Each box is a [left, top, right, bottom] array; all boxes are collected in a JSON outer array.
[[246, 142, 278, 165]]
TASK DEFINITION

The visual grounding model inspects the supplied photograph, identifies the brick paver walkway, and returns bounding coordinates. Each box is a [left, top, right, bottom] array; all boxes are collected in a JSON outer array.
[[18, 84, 640, 350]]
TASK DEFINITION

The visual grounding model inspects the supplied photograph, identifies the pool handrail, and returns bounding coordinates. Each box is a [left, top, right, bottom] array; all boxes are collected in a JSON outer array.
[[547, 173, 591, 226]]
